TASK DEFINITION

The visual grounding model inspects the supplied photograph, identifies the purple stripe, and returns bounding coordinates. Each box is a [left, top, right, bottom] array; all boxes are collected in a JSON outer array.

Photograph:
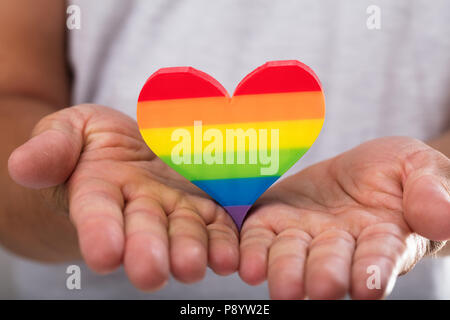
[[224, 205, 252, 229]]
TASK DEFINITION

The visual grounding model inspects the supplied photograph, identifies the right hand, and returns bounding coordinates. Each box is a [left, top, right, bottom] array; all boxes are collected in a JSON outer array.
[[8, 104, 239, 291]]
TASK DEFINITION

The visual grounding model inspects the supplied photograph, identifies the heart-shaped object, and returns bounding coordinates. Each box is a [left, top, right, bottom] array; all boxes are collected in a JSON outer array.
[[137, 60, 325, 228]]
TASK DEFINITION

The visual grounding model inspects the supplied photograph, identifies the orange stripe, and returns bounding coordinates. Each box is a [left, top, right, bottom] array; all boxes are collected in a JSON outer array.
[[137, 91, 325, 129]]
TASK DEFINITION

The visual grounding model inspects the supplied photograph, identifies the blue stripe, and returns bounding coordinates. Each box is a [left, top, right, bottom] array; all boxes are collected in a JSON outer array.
[[192, 176, 280, 207]]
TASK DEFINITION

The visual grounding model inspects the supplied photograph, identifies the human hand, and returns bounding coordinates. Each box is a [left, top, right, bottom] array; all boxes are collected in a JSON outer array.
[[239, 137, 450, 299], [8, 104, 239, 290]]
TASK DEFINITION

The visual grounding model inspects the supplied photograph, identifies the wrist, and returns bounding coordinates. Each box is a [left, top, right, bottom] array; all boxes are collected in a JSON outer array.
[[427, 130, 450, 158]]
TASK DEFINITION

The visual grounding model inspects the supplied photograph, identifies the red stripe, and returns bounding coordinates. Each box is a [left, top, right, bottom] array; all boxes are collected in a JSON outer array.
[[138, 67, 228, 101], [233, 60, 322, 96]]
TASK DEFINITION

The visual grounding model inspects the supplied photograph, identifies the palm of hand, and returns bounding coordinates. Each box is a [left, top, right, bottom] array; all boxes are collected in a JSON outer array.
[[14, 105, 239, 290], [240, 137, 448, 299]]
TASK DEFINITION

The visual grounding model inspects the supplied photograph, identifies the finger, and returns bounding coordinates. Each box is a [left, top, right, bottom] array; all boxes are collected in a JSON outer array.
[[8, 107, 85, 189], [168, 207, 208, 283], [351, 223, 408, 300], [123, 196, 169, 291], [207, 209, 239, 276], [267, 229, 311, 300], [403, 147, 450, 240], [305, 230, 355, 300], [239, 222, 275, 285], [69, 178, 124, 273]]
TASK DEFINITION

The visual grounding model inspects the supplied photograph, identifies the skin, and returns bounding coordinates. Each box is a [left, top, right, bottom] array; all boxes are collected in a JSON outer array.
[[240, 137, 450, 299], [1, 0, 449, 298], [8, 104, 240, 289]]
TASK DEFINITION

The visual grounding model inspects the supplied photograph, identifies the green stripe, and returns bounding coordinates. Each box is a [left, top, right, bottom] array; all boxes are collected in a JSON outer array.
[[159, 147, 309, 180]]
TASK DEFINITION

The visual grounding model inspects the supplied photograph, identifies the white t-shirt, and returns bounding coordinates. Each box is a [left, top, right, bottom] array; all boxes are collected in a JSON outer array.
[[7, 0, 450, 299]]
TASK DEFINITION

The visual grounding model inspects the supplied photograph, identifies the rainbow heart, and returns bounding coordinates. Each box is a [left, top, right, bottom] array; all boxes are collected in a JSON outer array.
[[137, 60, 325, 228]]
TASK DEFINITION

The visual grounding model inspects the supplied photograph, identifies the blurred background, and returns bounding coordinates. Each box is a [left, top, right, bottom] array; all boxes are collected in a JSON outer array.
[[0, 248, 15, 298]]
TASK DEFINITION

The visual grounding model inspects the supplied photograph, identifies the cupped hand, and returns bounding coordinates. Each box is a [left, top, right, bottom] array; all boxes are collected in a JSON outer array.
[[8, 104, 239, 290], [239, 137, 450, 299]]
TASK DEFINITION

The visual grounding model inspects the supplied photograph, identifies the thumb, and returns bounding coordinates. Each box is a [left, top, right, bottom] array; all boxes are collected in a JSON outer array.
[[403, 146, 450, 241], [8, 106, 85, 189]]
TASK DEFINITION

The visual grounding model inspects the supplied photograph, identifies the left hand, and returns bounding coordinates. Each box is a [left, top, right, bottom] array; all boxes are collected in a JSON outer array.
[[8, 105, 239, 290], [238, 137, 450, 299]]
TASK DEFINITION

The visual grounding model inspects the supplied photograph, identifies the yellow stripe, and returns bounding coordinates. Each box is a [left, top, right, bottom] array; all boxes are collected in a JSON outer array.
[[140, 119, 324, 157]]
